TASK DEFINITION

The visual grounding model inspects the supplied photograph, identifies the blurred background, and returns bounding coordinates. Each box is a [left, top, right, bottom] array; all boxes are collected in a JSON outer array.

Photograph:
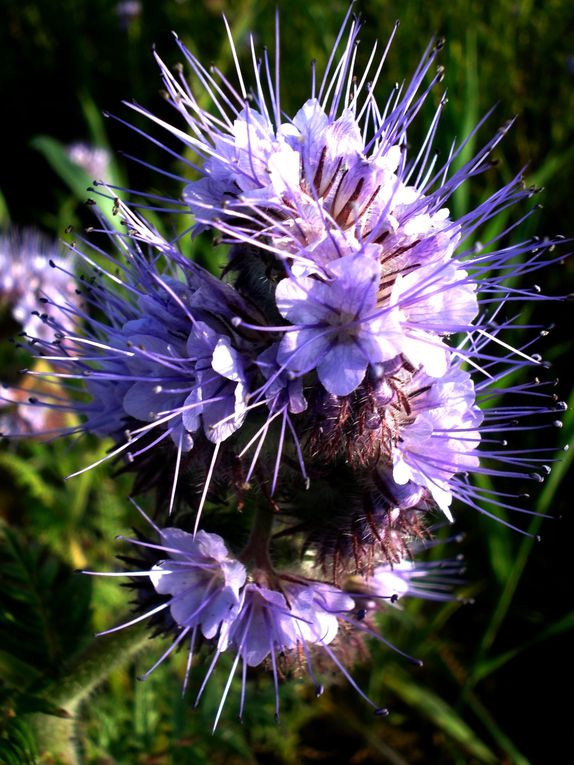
[[1, 0, 573, 762]]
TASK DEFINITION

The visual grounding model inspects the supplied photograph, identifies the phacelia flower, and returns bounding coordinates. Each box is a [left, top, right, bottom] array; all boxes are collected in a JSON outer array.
[[0, 228, 79, 435], [356, 531, 467, 604], [148, 527, 246, 639], [67, 142, 111, 181], [10, 3, 570, 728], [367, 555, 465, 602], [0, 227, 77, 341], [275, 250, 403, 396], [88, 511, 397, 728], [391, 365, 483, 520]]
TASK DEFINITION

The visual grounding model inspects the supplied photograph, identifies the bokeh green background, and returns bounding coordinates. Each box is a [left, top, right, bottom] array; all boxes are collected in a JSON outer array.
[[1, 1, 573, 763]]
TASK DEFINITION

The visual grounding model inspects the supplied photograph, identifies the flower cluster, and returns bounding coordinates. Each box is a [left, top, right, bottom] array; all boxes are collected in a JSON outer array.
[[0, 227, 78, 435], [91, 517, 405, 726], [0, 227, 77, 342], [6, 5, 568, 725]]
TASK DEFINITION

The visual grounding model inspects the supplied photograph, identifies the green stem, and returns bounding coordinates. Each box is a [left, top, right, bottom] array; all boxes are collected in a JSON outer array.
[[28, 623, 150, 764], [239, 500, 275, 572]]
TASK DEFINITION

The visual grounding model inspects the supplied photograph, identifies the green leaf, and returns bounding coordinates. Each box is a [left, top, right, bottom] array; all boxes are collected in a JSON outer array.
[[30, 135, 123, 230], [0, 718, 38, 765], [474, 610, 574, 684], [0, 525, 93, 679], [0, 452, 56, 507], [384, 668, 497, 763], [0, 187, 9, 227]]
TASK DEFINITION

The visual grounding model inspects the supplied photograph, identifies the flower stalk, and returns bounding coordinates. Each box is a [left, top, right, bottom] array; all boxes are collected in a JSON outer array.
[[28, 624, 149, 763]]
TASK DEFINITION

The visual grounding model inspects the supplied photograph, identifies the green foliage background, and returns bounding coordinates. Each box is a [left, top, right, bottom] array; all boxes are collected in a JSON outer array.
[[0, 0, 573, 762]]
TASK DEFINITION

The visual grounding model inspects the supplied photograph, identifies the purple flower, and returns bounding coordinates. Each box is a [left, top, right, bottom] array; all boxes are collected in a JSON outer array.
[[67, 142, 111, 181], [149, 528, 246, 639], [220, 580, 355, 663], [0, 228, 80, 435], [391, 366, 483, 520], [0, 227, 78, 342], [9, 207, 262, 465], [87, 511, 393, 728], [275, 251, 403, 395], [11, 6, 569, 731], [197, 578, 387, 727], [255, 345, 307, 416], [362, 542, 466, 603], [182, 321, 249, 444]]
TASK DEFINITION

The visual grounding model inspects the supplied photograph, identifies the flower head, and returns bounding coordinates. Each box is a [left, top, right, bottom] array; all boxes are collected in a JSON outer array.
[[87, 511, 395, 728], [0, 227, 77, 341], [11, 5, 570, 729], [275, 250, 403, 395], [149, 527, 246, 639], [67, 142, 111, 181]]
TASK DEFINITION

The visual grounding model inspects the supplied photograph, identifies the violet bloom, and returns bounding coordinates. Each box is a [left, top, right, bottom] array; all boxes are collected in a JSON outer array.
[[202, 579, 385, 727], [364, 550, 466, 603], [219, 581, 355, 664], [17, 9, 563, 532], [86, 521, 246, 697], [391, 366, 483, 520], [88, 508, 392, 729], [182, 321, 249, 444], [0, 227, 77, 342], [67, 142, 111, 181], [0, 228, 79, 435], [118, 6, 563, 441], [149, 527, 246, 639], [275, 251, 403, 396], [11, 5, 569, 731], [255, 344, 307, 416], [9, 206, 260, 465]]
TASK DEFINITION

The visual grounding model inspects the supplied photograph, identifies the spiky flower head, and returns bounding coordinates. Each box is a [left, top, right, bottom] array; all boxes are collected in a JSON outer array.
[[10, 4, 570, 727]]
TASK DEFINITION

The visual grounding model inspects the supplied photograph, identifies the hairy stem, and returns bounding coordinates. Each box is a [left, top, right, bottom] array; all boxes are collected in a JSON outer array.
[[239, 499, 275, 572], [28, 622, 150, 764]]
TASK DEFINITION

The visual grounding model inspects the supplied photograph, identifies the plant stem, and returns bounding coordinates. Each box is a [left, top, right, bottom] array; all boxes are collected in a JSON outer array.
[[28, 622, 150, 764], [239, 500, 275, 572]]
